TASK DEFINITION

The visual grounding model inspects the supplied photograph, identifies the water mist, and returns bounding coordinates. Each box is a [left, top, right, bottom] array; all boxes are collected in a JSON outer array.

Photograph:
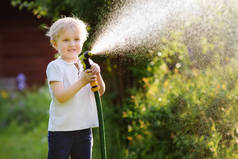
[[91, 0, 200, 55]]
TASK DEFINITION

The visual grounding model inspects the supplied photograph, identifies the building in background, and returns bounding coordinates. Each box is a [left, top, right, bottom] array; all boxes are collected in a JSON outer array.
[[0, 1, 55, 90]]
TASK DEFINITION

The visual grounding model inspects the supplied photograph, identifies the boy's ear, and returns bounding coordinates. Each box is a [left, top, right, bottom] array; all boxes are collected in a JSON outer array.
[[51, 40, 57, 49]]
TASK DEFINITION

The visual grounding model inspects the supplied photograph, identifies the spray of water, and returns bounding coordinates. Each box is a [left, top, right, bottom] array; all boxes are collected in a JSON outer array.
[[91, 0, 200, 55]]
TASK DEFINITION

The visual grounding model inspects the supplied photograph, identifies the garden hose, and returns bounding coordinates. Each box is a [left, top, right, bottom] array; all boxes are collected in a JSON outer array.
[[79, 51, 107, 159]]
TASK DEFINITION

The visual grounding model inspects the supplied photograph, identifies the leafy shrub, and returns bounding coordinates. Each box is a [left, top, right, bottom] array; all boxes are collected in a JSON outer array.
[[122, 54, 238, 159], [0, 85, 50, 130]]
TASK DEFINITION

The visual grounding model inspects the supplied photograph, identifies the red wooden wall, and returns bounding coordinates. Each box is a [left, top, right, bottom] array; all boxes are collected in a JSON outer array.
[[0, 1, 55, 88]]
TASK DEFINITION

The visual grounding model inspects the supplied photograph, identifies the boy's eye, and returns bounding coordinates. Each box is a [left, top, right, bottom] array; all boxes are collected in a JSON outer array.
[[63, 39, 69, 42], [75, 38, 80, 41]]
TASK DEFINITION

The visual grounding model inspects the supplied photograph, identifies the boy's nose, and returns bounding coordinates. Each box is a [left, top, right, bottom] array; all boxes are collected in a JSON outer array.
[[69, 41, 76, 46]]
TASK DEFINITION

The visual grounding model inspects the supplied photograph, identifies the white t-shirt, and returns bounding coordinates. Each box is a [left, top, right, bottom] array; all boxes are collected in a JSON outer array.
[[46, 57, 99, 131]]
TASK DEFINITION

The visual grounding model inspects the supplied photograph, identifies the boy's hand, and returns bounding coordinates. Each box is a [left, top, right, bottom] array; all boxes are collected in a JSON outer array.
[[91, 63, 100, 74], [79, 69, 97, 85]]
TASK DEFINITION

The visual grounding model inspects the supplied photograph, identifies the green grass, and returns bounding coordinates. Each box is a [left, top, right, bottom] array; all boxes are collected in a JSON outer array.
[[0, 122, 48, 159]]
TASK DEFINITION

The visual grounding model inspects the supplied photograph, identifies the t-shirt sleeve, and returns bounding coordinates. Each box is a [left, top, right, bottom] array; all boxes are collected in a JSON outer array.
[[46, 62, 63, 84]]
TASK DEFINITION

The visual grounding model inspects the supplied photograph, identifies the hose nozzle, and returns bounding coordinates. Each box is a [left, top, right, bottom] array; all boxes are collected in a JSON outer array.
[[79, 51, 99, 92], [79, 51, 93, 70]]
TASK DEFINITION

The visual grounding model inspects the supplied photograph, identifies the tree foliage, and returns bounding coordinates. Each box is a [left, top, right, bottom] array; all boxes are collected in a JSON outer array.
[[10, 0, 119, 33]]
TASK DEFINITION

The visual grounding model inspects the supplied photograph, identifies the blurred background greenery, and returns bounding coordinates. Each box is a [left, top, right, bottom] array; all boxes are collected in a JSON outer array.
[[0, 0, 238, 158]]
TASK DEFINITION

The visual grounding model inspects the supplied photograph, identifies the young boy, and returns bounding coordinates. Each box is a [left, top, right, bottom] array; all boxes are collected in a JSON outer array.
[[45, 17, 105, 159]]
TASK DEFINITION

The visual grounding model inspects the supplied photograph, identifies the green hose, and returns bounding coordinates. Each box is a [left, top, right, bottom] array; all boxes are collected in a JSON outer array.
[[79, 51, 107, 159], [94, 91, 107, 159]]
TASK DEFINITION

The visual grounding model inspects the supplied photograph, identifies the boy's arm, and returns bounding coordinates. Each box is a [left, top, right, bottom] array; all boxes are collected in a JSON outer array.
[[50, 69, 96, 103], [96, 72, 105, 96]]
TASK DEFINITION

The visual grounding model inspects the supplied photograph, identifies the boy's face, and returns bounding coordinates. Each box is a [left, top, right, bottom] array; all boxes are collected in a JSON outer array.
[[53, 27, 82, 61]]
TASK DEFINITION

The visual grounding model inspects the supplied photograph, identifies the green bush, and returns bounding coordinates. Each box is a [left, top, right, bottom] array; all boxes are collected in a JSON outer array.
[[0, 86, 50, 130], [122, 53, 238, 159]]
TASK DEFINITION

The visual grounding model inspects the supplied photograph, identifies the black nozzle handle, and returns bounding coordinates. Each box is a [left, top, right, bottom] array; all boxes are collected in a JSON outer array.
[[80, 51, 93, 70], [84, 51, 91, 69]]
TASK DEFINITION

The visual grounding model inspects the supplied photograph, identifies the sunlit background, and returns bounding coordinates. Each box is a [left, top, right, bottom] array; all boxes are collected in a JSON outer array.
[[0, 0, 238, 158]]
